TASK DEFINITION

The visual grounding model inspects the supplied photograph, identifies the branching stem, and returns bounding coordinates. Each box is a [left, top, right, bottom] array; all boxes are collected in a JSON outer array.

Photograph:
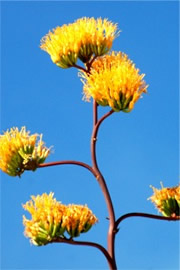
[[72, 64, 88, 73], [91, 100, 117, 268], [38, 160, 95, 176], [51, 238, 115, 269], [115, 212, 180, 228], [86, 55, 97, 72]]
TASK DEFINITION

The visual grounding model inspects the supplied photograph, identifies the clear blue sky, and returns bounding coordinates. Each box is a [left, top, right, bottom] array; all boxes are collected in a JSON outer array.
[[1, 1, 179, 270]]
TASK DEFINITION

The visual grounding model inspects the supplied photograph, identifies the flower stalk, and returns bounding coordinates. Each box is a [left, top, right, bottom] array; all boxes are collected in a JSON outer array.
[[91, 100, 116, 268], [115, 212, 180, 228], [51, 237, 115, 269], [39, 160, 94, 175]]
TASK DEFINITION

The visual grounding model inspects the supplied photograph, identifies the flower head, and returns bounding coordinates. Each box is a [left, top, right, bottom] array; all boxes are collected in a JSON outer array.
[[0, 127, 50, 177], [63, 204, 98, 238], [23, 193, 98, 245], [149, 183, 180, 217], [80, 51, 148, 112], [40, 17, 119, 68], [23, 192, 66, 246]]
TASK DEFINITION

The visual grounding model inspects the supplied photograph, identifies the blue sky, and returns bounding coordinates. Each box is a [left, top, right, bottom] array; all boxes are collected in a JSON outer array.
[[1, 1, 179, 270]]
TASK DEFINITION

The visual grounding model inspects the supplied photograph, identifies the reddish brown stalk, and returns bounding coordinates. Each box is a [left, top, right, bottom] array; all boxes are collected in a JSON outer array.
[[86, 55, 97, 72], [91, 100, 117, 268], [93, 100, 98, 126], [91, 106, 114, 169], [72, 61, 117, 266], [115, 212, 180, 228], [51, 238, 115, 269], [38, 160, 95, 176], [72, 64, 88, 73]]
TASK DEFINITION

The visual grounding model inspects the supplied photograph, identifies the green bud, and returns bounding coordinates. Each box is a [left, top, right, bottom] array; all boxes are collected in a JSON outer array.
[[162, 198, 180, 217]]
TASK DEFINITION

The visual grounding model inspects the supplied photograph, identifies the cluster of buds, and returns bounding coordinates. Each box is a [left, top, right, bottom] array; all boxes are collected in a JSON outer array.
[[23, 192, 98, 246], [0, 127, 50, 177], [149, 183, 180, 217]]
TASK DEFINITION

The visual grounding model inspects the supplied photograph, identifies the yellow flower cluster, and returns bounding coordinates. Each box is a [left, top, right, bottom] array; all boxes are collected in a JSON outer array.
[[80, 52, 148, 112], [40, 17, 119, 68], [63, 204, 98, 238], [149, 183, 180, 217], [23, 192, 66, 245], [23, 192, 98, 245], [0, 127, 50, 177]]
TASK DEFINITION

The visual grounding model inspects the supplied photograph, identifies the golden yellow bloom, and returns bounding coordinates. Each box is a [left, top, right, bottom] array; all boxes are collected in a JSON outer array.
[[23, 193, 98, 245], [0, 127, 50, 177], [80, 51, 148, 112], [40, 17, 119, 68], [149, 183, 180, 217], [63, 204, 98, 238], [23, 192, 66, 246]]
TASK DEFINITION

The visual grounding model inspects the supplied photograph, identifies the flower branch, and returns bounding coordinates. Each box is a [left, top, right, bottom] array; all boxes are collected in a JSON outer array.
[[115, 212, 180, 229], [91, 102, 114, 169], [90, 101, 116, 267], [38, 160, 95, 176], [86, 55, 97, 73], [72, 64, 88, 73], [51, 237, 115, 270]]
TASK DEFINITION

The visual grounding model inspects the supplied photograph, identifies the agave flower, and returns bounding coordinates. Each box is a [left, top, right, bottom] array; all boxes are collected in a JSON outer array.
[[63, 204, 98, 238], [40, 17, 119, 68], [23, 193, 98, 245], [23, 192, 66, 246], [80, 51, 148, 112], [0, 127, 50, 177], [149, 183, 180, 217]]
